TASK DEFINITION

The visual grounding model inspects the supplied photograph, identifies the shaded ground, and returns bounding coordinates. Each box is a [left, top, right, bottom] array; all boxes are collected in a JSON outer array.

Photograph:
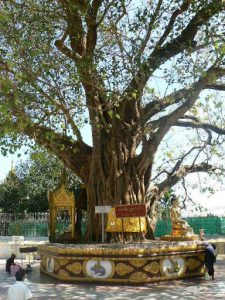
[[0, 256, 225, 300]]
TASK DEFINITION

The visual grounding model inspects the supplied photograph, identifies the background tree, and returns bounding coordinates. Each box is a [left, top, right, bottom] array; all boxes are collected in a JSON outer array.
[[0, 167, 27, 213], [0, 0, 225, 241], [0, 151, 80, 212]]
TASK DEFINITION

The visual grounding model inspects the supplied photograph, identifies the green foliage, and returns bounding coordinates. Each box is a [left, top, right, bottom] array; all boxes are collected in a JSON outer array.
[[0, 150, 80, 213], [0, 0, 224, 214], [158, 189, 174, 220], [0, 171, 27, 213]]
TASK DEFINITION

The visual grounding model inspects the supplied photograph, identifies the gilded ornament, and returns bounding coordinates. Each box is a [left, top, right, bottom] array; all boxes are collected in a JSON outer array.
[[129, 272, 149, 283], [106, 208, 146, 232], [187, 258, 201, 271], [130, 259, 147, 268], [58, 269, 70, 280], [115, 263, 134, 276], [66, 262, 83, 274], [54, 260, 60, 272], [41, 256, 47, 270], [198, 253, 204, 262], [59, 258, 70, 266], [144, 261, 159, 274]]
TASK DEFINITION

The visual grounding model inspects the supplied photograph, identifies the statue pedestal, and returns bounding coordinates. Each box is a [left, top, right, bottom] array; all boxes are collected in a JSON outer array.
[[161, 223, 198, 242]]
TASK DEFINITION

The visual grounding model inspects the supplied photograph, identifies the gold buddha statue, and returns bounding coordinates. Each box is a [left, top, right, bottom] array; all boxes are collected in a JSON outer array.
[[170, 195, 195, 238]]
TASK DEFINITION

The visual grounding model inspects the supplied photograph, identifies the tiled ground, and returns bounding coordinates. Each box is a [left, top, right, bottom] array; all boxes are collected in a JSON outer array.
[[0, 257, 225, 300]]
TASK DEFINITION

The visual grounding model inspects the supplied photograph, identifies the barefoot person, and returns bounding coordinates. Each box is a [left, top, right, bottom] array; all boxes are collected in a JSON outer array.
[[7, 269, 32, 300]]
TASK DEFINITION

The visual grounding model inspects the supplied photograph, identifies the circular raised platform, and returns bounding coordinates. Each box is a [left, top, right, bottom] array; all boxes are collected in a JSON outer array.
[[38, 241, 205, 283]]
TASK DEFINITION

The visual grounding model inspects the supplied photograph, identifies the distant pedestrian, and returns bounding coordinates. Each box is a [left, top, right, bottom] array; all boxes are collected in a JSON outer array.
[[6, 254, 16, 273], [205, 243, 216, 280], [7, 269, 32, 300], [199, 229, 205, 241]]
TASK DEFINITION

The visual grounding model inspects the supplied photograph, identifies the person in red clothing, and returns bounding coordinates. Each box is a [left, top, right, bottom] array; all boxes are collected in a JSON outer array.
[[10, 263, 22, 276]]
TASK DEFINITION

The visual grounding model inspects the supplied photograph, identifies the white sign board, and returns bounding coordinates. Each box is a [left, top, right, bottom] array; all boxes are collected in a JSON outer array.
[[95, 206, 112, 214]]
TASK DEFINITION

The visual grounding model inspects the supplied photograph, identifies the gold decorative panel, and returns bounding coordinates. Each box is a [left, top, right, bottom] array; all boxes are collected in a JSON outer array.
[[187, 258, 201, 271], [106, 208, 147, 232], [41, 256, 47, 269], [129, 272, 149, 283], [130, 259, 147, 268], [58, 258, 71, 267], [198, 253, 204, 262], [66, 262, 83, 274], [144, 262, 160, 274], [115, 263, 134, 276], [58, 269, 70, 280]]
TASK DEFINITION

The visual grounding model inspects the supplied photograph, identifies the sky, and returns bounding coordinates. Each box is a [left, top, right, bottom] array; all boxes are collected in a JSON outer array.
[[0, 153, 23, 180]]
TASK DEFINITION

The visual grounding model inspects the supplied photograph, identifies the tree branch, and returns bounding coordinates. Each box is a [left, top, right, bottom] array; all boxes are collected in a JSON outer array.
[[58, 0, 87, 57], [206, 83, 225, 91], [149, 67, 225, 142], [125, 1, 225, 96], [137, 66, 225, 175], [86, 0, 102, 55], [175, 120, 225, 135], [134, 0, 163, 63], [142, 87, 189, 124], [155, 0, 192, 48], [158, 162, 220, 193], [97, 0, 116, 26]]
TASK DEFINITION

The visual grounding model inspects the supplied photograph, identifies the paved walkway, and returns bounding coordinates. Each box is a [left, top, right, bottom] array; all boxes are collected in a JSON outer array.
[[0, 257, 225, 300]]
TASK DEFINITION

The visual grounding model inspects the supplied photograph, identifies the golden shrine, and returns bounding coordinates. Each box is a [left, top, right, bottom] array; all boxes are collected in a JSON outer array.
[[48, 184, 75, 242]]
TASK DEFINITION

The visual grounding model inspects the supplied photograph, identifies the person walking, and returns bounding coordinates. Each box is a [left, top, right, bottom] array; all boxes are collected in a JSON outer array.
[[7, 269, 32, 300]]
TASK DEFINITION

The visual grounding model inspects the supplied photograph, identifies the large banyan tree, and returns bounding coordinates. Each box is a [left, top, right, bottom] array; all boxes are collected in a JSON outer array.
[[0, 0, 225, 241]]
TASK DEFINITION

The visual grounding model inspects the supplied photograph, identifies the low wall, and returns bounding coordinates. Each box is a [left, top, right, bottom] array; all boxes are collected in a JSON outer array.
[[0, 236, 48, 259], [155, 217, 225, 236], [206, 237, 225, 255]]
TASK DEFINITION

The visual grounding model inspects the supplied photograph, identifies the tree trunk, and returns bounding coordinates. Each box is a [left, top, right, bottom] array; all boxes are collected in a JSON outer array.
[[83, 126, 157, 242]]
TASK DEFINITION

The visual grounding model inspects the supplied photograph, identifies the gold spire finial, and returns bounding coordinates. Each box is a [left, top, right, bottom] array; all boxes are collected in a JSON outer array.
[[10, 160, 15, 174]]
